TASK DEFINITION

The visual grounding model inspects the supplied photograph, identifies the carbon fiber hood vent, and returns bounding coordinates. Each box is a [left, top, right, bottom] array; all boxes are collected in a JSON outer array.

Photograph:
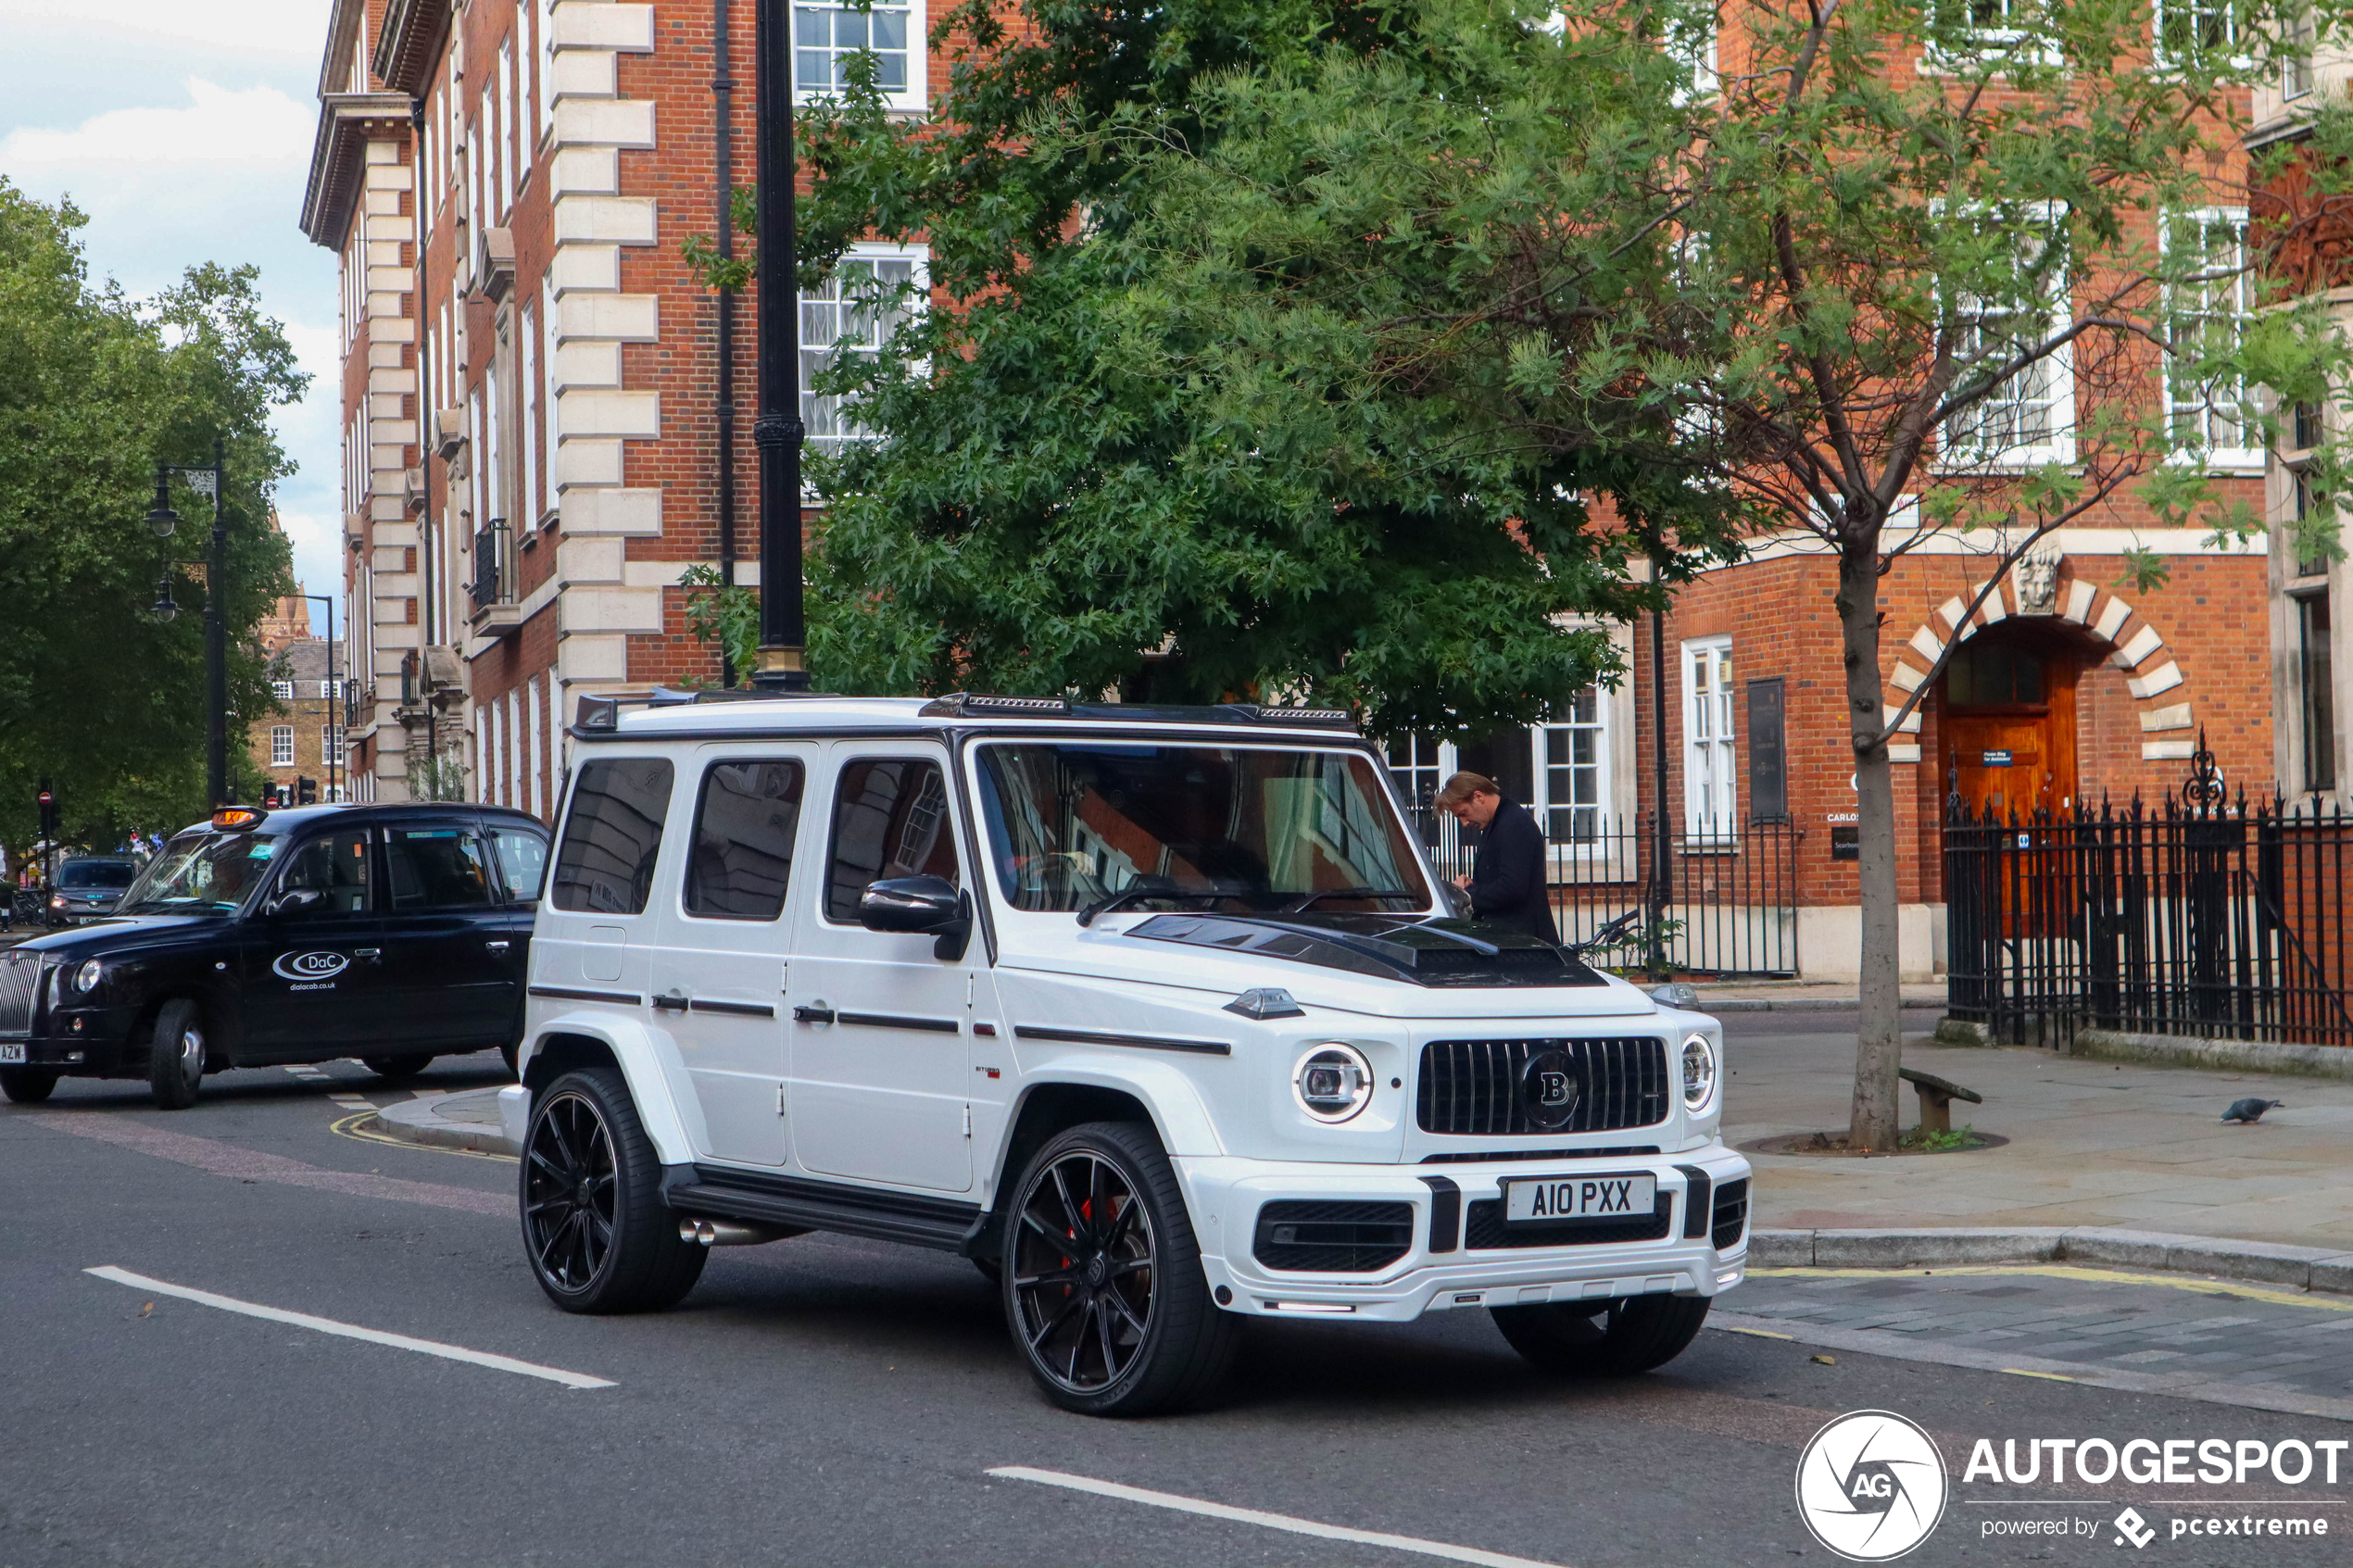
[[1124, 913, 1605, 989]]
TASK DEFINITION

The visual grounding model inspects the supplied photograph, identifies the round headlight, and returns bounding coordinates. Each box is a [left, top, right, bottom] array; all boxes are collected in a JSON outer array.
[[75, 960, 104, 993], [1292, 1043, 1376, 1123], [1680, 1032, 1718, 1114]]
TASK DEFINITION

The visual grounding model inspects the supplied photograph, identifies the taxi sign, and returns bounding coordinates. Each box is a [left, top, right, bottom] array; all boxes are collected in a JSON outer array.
[[209, 806, 269, 831]]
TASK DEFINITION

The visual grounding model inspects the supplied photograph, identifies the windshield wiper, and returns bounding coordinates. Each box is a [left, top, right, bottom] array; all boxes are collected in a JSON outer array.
[[1076, 888, 1230, 927], [1283, 886, 1419, 912]]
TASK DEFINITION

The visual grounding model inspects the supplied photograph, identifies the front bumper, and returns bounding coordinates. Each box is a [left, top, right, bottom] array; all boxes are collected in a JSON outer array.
[[0, 1008, 145, 1074], [1179, 1146, 1752, 1323]]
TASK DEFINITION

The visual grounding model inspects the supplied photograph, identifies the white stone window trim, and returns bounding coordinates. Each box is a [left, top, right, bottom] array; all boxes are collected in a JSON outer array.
[[271, 726, 296, 768], [2158, 205, 2264, 473], [791, 0, 928, 114], [1936, 205, 2077, 472], [1681, 634, 1739, 847], [800, 242, 930, 471]]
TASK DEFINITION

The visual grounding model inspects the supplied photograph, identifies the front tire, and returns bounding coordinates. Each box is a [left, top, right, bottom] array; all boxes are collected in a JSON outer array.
[[1490, 1294, 1712, 1375], [0, 1066, 60, 1104], [361, 1053, 434, 1083], [521, 1067, 705, 1313], [148, 999, 205, 1110], [1001, 1121, 1236, 1416]]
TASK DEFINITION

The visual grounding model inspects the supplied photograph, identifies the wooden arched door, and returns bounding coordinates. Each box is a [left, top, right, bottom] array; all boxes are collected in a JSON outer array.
[[1939, 629, 2079, 822]]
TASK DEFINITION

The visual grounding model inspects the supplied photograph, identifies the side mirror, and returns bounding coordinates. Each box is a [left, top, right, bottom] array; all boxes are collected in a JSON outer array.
[[267, 887, 324, 918], [859, 875, 973, 960]]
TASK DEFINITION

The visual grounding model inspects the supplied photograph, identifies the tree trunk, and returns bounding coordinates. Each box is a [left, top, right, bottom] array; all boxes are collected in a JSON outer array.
[[1837, 548, 1903, 1150]]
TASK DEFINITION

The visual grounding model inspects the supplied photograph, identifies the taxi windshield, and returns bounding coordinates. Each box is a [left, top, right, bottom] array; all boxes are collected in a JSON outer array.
[[117, 832, 284, 915], [974, 743, 1434, 915]]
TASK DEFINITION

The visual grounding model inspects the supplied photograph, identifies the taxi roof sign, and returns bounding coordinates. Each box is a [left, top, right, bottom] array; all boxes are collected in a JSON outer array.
[[209, 806, 269, 831]]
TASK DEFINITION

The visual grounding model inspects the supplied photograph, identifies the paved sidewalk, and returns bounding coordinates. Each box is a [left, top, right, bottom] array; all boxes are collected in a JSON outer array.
[[1723, 1262, 2353, 1420], [1725, 1021, 2353, 1253]]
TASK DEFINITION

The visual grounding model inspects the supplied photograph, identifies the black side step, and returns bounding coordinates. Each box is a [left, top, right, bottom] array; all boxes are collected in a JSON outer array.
[[661, 1164, 984, 1254]]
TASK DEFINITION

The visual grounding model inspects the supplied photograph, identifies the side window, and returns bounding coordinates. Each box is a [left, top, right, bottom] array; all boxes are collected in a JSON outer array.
[[384, 826, 496, 911], [273, 830, 372, 916], [487, 825, 550, 902], [549, 758, 674, 914], [686, 760, 805, 921], [824, 756, 958, 923]]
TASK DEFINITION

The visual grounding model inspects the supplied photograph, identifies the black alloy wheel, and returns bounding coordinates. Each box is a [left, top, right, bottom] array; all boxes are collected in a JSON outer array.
[[520, 1067, 704, 1313], [1490, 1292, 1712, 1375], [1002, 1121, 1235, 1415], [147, 998, 205, 1110], [0, 1066, 59, 1104]]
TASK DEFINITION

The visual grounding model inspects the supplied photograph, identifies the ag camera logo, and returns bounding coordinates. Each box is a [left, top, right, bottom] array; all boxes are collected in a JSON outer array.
[[1795, 1411, 1949, 1562], [272, 950, 350, 982]]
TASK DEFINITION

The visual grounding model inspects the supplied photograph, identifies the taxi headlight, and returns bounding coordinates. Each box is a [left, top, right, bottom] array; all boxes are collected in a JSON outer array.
[[1680, 1032, 1718, 1114], [75, 960, 104, 994], [1292, 1043, 1375, 1123]]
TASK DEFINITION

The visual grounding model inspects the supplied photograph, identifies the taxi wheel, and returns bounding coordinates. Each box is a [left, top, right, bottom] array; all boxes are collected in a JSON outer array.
[[1490, 1294, 1711, 1376], [361, 1054, 434, 1083], [522, 1067, 705, 1314], [1001, 1121, 1237, 1416], [148, 999, 205, 1110], [0, 1066, 60, 1104]]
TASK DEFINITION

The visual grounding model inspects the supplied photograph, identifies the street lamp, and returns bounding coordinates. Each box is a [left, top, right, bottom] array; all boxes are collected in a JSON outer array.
[[144, 438, 231, 808], [750, 0, 810, 692], [296, 594, 342, 804]]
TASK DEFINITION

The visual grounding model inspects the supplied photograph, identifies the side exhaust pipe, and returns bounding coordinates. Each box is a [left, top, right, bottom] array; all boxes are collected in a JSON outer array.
[[678, 1217, 808, 1248]]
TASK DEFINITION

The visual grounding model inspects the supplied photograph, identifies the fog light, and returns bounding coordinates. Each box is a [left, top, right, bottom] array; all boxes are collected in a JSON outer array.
[[69, 1017, 84, 1033], [1292, 1043, 1375, 1123], [64, 1050, 84, 1063], [1716, 1268, 1742, 1288]]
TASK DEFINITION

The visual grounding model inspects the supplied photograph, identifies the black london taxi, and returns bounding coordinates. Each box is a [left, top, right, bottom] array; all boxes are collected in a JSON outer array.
[[0, 802, 550, 1108]]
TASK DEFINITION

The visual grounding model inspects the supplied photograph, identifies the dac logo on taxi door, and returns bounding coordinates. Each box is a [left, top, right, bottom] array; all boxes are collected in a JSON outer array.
[[271, 950, 350, 982], [1795, 1411, 1949, 1561]]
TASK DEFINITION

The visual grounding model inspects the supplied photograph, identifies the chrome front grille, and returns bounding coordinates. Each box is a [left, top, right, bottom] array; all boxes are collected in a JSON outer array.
[[1416, 1036, 1669, 1136], [0, 952, 41, 1035]]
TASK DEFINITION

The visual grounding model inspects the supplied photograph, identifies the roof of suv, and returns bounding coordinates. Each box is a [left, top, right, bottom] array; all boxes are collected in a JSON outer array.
[[578, 691, 1363, 743]]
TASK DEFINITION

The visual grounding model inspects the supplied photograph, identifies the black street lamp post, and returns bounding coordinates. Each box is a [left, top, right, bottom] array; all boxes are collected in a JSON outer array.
[[145, 436, 232, 808], [749, 0, 810, 691], [297, 594, 342, 803]]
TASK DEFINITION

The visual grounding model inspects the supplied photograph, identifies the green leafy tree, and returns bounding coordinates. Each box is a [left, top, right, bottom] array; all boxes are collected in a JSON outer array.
[[0, 182, 304, 863]]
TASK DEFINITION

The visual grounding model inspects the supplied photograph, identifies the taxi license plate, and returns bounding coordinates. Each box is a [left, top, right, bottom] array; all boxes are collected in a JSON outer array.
[[0, 1042, 24, 1064], [1504, 1173, 1655, 1223]]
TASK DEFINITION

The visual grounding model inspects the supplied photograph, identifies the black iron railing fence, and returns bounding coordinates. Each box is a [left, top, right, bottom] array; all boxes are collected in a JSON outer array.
[[1404, 809, 1800, 977], [1945, 780, 2353, 1051]]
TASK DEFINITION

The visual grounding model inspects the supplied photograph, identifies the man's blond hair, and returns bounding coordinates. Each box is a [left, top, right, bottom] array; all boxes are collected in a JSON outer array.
[[1433, 771, 1500, 809]]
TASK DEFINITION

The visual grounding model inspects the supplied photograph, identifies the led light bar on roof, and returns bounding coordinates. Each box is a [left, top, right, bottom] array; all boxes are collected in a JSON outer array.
[[918, 693, 1075, 717]]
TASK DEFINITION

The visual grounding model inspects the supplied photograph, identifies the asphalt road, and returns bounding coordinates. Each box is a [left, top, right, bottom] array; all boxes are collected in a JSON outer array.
[[4, 1038, 2347, 1568]]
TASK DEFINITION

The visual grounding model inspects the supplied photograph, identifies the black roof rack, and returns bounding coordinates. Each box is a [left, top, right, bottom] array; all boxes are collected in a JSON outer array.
[[919, 693, 1357, 732]]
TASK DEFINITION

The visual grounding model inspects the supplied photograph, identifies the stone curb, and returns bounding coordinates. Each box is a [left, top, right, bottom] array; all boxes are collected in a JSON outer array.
[[1934, 1016, 2353, 1079], [1694, 997, 1948, 1013], [372, 1090, 521, 1159], [1752, 1225, 2353, 1295]]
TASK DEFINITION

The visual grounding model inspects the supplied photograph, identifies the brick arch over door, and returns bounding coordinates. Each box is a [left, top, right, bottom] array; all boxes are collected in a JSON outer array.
[[1882, 572, 2194, 766]]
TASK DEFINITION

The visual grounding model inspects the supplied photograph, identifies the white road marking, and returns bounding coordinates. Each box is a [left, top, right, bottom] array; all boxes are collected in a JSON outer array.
[[985, 1467, 1568, 1568], [85, 1266, 614, 1390], [328, 1096, 371, 1108]]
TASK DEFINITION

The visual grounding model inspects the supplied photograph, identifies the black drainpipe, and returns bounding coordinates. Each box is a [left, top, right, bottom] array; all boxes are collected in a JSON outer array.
[[713, 0, 739, 686]]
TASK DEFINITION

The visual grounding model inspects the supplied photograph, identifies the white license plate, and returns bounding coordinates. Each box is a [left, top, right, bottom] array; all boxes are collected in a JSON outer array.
[[0, 1042, 24, 1064], [1504, 1173, 1656, 1223]]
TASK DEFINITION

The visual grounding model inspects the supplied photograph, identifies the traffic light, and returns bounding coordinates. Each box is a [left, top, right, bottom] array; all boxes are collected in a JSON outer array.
[[296, 777, 318, 806], [35, 783, 57, 840]]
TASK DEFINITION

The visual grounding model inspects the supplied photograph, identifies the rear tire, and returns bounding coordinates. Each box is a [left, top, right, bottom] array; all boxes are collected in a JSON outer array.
[[1001, 1120, 1237, 1416], [0, 1066, 60, 1104], [1490, 1294, 1711, 1375], [521, 1067, 705, 1313], [148, 999, 205, 1110], [361, 1053, 434, 1083]]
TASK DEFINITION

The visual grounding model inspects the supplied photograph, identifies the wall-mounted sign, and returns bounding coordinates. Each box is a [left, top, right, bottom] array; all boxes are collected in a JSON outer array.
[[1831, 825, 1859, 861], [1980, 749, 2013, 766], [1824, 811, 1858, 824]]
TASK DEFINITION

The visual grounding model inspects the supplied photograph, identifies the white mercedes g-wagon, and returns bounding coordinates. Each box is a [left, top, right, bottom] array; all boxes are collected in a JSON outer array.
[[501, 690, 1750, 1414]]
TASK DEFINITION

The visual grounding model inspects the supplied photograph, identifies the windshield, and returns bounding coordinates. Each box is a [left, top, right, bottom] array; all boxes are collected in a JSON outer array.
[[58, 861, 136, 889], [975, 744, 1434, 915], [117, 832, 283, 916]]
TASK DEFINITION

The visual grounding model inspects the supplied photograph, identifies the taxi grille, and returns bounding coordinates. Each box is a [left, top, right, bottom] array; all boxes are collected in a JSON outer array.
[[0, 952, 41, 1035], [1416, 1037, 1668, 1136]]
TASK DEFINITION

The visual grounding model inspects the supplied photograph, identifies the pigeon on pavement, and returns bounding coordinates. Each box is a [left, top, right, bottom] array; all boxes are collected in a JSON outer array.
[[2221, 1098, 2284, 1123]]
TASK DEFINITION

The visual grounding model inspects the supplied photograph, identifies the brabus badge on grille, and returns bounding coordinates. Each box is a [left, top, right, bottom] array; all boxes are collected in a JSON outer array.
[[1521, 1048, 1581, 1130]]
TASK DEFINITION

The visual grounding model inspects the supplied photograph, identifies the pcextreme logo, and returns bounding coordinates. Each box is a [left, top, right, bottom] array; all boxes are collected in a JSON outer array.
[[1794, 1410, 1950, 1562]]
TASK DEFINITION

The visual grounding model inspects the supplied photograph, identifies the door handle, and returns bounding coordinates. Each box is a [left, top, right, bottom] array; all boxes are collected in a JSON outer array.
[[652, 991, 689, 1012], [484, 940, 510, 954], [353, 947, 382, 963], [791, 1003, 836, 1025]]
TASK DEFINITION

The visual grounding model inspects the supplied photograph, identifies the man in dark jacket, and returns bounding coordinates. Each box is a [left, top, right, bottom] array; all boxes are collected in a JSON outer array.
[[1435, 771, 1557, 943]]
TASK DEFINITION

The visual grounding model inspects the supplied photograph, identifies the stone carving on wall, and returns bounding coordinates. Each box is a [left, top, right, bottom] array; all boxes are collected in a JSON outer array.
[[2012, 548, 2062, 615]]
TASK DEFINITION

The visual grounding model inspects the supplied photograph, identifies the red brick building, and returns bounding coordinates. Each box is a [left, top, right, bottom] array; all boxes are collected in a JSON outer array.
[[301, 0, 926, 812]]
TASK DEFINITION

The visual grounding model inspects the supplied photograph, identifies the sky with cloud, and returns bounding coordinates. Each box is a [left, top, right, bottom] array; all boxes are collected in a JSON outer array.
[[1, 0, 344, 624]]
